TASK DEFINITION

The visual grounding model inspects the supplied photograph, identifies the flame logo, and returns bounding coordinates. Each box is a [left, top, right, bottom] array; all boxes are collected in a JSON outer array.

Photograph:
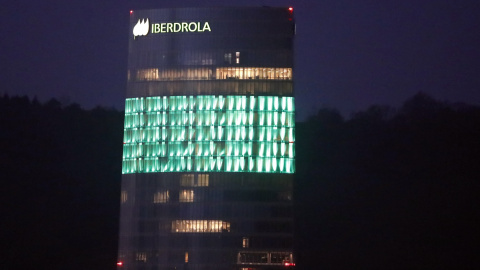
[[133, 19, 149, 39]]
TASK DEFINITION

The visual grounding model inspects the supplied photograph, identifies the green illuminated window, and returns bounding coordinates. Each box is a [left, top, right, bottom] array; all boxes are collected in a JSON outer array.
[[122, 95, 295, 174]]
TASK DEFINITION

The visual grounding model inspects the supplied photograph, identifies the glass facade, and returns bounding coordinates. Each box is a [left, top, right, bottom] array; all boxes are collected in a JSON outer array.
[[122, 95, 295, 174], [118, 7, 295, 270]]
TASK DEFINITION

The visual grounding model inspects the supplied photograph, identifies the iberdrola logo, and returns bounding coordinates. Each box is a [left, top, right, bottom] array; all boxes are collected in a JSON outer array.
[[133, 19, 149, 39]]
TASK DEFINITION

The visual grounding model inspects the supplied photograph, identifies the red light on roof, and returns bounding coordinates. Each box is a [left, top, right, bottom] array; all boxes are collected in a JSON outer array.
[[288, 7, 293, 12], [117, 261, 123, 266], [130, 10, 133, 15], [284, 262, 295, 267]]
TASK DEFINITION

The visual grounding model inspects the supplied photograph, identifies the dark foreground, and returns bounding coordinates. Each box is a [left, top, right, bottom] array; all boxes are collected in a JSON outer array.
[[1, 93, 479, 269]]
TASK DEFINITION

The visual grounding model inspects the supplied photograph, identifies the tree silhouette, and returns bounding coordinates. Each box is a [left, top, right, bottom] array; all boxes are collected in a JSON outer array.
[[1, 93, 479, 269]]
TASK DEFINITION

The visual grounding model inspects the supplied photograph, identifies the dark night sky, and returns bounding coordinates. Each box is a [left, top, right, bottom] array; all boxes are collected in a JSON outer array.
[[2, 0, 480, 120]]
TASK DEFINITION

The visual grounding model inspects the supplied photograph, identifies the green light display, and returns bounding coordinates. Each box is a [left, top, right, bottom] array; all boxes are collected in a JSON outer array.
[[122, 95, 295, 174]]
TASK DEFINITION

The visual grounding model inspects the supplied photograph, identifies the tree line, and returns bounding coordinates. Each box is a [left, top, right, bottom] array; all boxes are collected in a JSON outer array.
[[1, 93, 479, 269]]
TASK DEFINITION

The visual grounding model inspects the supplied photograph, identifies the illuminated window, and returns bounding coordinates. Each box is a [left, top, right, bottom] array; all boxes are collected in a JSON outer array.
[[136, 69, 158, 80], [242, 237, 249, 248], [180, 174, 195, 186], [180, 174, 209, 186], [135, 68, 213, 81], [179, 190, 194, 202], [237, 252, 294, 265], [201, 58, 213, 65], [224, 53, 232, 64], [216, 67, 292, 80], [198, 174, 209, 186], [153, 191, 169, 203], [236, 52, 240, 64], [122, 95, 295, 174], [172, 220, 231, 233], [185, 252, 189, 263], [121, 191, 127, 203], [136, 252, 147, 262]]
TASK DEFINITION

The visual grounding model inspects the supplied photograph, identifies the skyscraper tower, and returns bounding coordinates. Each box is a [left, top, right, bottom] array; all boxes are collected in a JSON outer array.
[[118, 7, 295, 270]]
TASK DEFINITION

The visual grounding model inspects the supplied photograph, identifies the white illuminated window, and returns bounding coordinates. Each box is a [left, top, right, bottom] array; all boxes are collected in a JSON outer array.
[[197, 174, 209, 186], [153, 191, 169, 203], [172, 220, 231, 233], [179, 190, 194, 202], [236, 52, 240, 64], [121, 191, 127, 203], [136, 68, 158, 80], [242, 237, 249, 248], [180, 174, 195, 186], [237, 252, 294, 265], [136, 252, 147, 262], [215, 67, 292, 80], [136, 68, 212, 81], [181, 174, 208, 187], [224, 53, 232, 64]]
